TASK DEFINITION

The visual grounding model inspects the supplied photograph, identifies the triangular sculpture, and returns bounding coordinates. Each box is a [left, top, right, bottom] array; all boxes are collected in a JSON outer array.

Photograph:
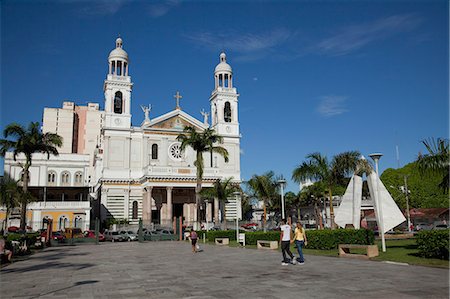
[[335, 173, 406, 233]]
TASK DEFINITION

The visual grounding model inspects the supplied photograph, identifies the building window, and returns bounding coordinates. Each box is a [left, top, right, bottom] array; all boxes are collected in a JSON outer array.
[[74, 172, 83, 186], [59, 216, 69, 230], [47, 171, 57, 186], [61, 171, 71, 186], [224, 102, 231, 122], [74, 216, 83, 228], [151, 144, 158, 160], [114, 91, 123, 114], [132, 201, 138, 219]]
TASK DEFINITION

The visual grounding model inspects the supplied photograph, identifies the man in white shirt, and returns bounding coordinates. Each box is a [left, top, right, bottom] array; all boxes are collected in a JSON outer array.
[[279, 219, 296, 265]]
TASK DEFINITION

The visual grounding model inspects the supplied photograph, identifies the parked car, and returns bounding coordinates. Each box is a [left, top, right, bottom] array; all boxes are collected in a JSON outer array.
[[84, 230, 106, 242], [432, 223, 449, 230], [119, 230, 138, 241], [52, 231, 66, 242], [415, 223, 433, 231], [104, 231, 125, 242]]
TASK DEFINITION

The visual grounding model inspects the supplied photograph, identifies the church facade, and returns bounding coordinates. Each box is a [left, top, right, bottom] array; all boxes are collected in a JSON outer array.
[[2, 37, 242, 229]]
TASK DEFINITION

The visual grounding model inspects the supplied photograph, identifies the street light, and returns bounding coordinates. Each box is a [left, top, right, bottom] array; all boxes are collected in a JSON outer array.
[[369, 153, 386, 252], [233, 191, 241, 243], [402, 176, 412, 232], [277, 179, 287, 220]]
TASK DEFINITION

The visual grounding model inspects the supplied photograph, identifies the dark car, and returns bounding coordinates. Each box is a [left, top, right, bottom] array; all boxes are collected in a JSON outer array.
[[52, 231, 66, 242], [84, 230, 105, 242]]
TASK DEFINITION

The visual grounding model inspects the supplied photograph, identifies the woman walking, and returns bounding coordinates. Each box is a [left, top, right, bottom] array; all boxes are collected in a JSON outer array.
[[189, 230, 198, 253], [294, 222, 307, 264]]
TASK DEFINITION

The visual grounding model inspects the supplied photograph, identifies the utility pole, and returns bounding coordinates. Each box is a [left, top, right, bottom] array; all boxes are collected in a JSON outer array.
[[403, 176, 412, 232]]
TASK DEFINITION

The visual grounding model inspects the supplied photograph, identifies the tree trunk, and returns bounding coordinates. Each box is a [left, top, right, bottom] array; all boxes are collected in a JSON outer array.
[[20, 164, 30, 230], [263, 202, 267, 232], [4, 207, 9, 232], [314, 203, 323, 229], [195, 179, 201, 230], [328, 187, 335, 229]]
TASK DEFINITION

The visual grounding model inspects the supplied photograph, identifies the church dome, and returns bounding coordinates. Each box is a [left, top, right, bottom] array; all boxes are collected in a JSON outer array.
[[214, 52, 232, 74], [108, 37, 128, 61]]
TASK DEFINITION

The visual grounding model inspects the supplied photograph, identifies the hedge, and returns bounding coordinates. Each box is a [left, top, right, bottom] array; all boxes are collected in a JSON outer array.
[[203, 228, 374, 249], [416, 229, 449, 260], [305, 229, 375, 250]]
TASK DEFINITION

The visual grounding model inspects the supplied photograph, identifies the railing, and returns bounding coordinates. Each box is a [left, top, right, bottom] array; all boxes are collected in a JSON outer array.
[[29, 201, 91, 209]]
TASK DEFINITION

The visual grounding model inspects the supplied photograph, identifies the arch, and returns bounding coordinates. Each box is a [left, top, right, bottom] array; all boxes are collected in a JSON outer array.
[[61, 171, 71, 186], [114, 91, 123, 114], [224, 102, 232, 123], [151, 144, 158, 160], [58, 216, 69, 230], [132, 201, 138, 219], [74, 216, 83, 228], [47, 171, 57, 186], [74, 171, 83, 186]]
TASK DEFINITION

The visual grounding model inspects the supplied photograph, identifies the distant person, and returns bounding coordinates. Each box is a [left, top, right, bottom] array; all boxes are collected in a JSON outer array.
[[0, 235, 12, 263], [293, 222, 307, 264], [190, 230, 198, 253], [280, 219, 296, 265]]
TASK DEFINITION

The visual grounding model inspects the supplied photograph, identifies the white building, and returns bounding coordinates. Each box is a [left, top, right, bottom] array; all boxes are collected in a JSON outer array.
[[2, 37, 242, 229]]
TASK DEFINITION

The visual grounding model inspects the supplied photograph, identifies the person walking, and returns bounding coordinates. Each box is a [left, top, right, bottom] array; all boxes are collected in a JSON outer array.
[[294, 221, 307, 264], [189, 230, 198, 253], [280, 219, 296, 265]]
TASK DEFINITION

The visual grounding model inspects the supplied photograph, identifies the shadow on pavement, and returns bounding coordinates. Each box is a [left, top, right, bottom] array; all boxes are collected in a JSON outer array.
[[29, 280, 99, 299], [1, 261, 95, 274]]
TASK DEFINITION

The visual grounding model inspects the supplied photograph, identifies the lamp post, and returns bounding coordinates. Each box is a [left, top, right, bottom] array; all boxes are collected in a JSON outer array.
[[233, 191, 241, 243], [403, 176, 412, 232], [369, 153, 386, 252], [205, 199, 209, 232], [277, 179, 287, 220]]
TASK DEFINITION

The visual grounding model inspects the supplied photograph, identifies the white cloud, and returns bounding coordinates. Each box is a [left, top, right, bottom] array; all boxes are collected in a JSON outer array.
[[75, 0, 130, 16], [253, 77, 258, 81], [315, 14, 421, 56], [146, 0, 180, 18], [184, 28, 292, 61], [317, 95, 349, 117]]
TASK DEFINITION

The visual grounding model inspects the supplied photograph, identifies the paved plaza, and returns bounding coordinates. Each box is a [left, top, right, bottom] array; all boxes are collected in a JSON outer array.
[[1, 241, 448, 298]]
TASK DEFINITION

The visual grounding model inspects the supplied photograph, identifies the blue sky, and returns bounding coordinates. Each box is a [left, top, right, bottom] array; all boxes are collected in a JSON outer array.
[[1, 0, 448, 192]]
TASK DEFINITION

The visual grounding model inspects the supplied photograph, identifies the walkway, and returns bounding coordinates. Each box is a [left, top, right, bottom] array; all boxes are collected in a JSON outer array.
[[1, 242, 448, 298]]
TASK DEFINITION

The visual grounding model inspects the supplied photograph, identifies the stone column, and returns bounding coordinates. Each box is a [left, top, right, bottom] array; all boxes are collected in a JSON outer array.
[[148, 187, 153, 224], [214, 197, 219, 224], [142, 188, 148, 221], [166, 187, 173, 223]]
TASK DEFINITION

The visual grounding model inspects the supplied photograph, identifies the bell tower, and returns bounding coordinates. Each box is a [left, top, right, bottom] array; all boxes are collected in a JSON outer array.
[[104, 37, 133, 128], [210, 52, 239, 137]]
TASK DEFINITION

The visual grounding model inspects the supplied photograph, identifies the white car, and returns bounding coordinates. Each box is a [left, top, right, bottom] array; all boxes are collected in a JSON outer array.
[[119, 230, 138, 241]]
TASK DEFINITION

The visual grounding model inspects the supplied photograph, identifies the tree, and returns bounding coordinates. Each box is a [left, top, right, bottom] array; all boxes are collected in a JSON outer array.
[[200, 177, 239, 228], [0, 175, 21, 232], [177, 126, 228, 228], [0, 122, 62, 230], [292, 151, 363, 229], [416, 138, 449, 192], [299, 182, 327, 229], [246, 171, 279, 231]]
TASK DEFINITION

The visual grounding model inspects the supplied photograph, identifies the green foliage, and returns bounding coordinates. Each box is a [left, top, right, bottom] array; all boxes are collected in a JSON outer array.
[[416, 230, 449, 260], [305, 229, 375, 250], [244, 231, 281, 245], [205, 230, 239, 241], [381, 162, 449, 209], [6, 232, 40, 246]]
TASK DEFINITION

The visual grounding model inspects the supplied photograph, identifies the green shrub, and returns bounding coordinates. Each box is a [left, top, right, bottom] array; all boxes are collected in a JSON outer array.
[[206, 230, 240, 241], [300, 229, 374, 250], [416, 229, 449, 260], [244, 231, 281, 245]]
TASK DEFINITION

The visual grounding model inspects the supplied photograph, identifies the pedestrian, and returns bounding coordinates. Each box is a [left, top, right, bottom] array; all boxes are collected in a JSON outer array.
[[0, 235, 13, 263], [189, 230, 198, 253], [293, 221, 307, 264], [279, 219, 296, 265]]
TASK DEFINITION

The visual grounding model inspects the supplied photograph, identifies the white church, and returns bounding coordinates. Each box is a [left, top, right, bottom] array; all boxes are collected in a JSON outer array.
[[2, 37, 242, 231]]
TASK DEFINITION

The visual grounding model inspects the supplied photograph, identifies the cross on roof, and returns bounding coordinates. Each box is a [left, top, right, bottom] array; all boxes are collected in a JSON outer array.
[[174, 91, 182, 110]]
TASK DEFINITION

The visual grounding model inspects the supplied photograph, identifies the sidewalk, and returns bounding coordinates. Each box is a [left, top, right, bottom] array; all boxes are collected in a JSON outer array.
[[1, 241, 448, 298]]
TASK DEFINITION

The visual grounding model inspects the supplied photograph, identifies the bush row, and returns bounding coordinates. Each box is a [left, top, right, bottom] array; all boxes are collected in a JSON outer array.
[[416, 229, 449, 260], [202, 228, 374, 249]]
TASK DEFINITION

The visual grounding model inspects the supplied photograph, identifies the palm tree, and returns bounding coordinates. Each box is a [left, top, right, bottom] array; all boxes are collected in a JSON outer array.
[[246, 171, 278, 231], [0, 122, 62, 230], [292, 151, 362, 229], [177, 126, 229, 228], [299, 183, 327, 229], [416, 138, 449, 191], [200, 177, 239, 228], [0, 175, 21, 232]]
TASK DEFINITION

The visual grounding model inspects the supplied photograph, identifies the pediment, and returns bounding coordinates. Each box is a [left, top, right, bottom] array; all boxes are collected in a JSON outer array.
[[142, 110, 206, 132]]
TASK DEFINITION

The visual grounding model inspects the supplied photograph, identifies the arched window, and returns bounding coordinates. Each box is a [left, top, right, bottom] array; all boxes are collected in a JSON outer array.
[[74, 172, 83, 186], [61, 171, 71, 186], [47, 171, 57, 186], [151, 144, 158, 160], [132, 201, 138, 219], [114, 91, 123, 114], [224, 102, 232, 123], [74, 216, 83, 228], [59, 216, 69, 230]]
